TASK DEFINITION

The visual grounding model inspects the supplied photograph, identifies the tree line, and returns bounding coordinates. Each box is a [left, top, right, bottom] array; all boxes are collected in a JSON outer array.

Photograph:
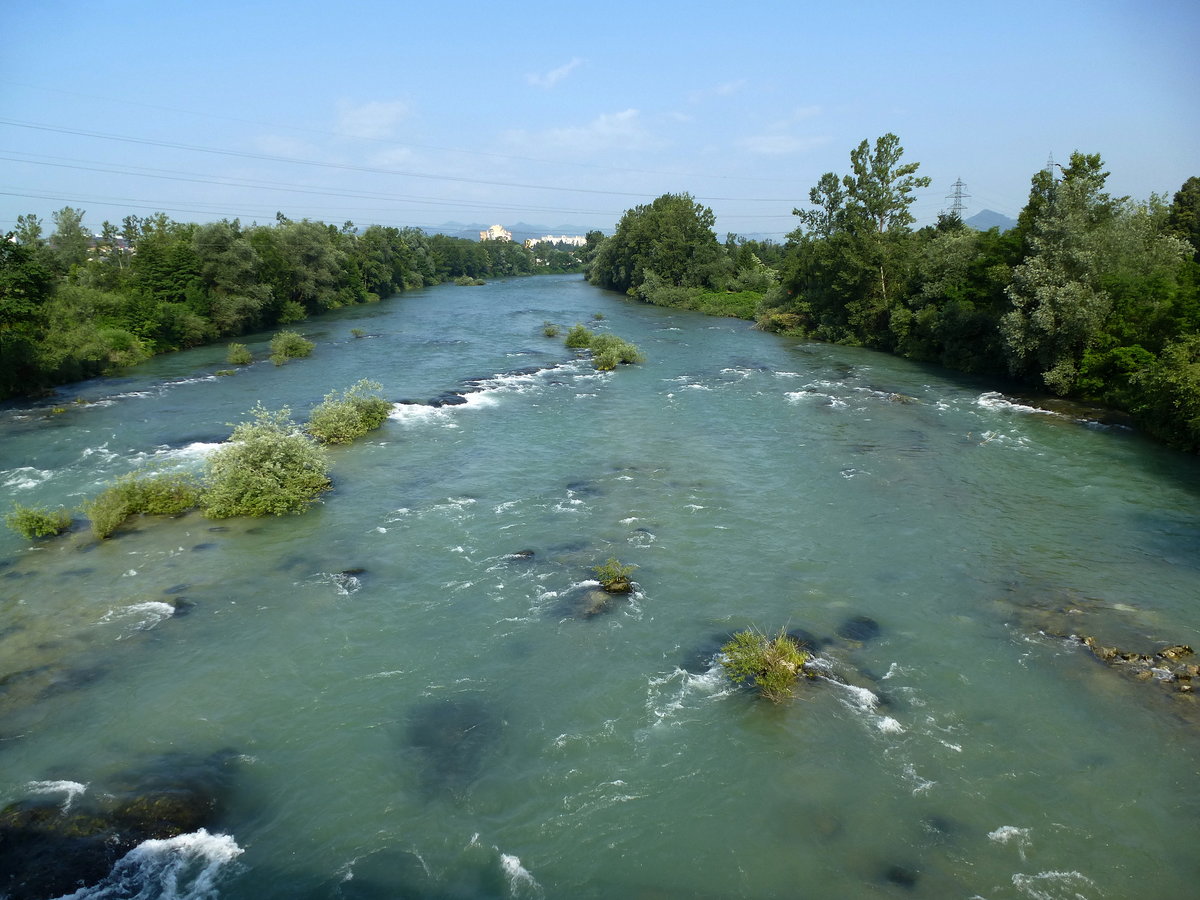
[[0, 211, 582, 399], [584, 137, 1200, 452]]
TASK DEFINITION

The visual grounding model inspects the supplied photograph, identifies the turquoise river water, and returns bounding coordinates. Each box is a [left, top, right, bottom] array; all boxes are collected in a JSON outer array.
[[1, 274, 1198, 899]]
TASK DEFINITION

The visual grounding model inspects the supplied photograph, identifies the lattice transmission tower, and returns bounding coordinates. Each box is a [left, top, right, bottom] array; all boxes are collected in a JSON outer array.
[[946, 178, 971, 218]]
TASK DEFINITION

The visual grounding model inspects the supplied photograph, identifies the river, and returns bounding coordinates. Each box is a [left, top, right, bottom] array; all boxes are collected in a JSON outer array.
[[1, 273, 1198, 898]]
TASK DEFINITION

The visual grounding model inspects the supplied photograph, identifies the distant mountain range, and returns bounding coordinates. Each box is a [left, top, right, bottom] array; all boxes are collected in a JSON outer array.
[[423, 222, 608, 243], [964, 209, 1017, 232]]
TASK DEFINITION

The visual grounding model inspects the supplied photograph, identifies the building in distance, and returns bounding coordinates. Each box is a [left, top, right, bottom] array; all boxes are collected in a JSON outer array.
[[523, 234, 587, 248], [480, 224, 513, 242]]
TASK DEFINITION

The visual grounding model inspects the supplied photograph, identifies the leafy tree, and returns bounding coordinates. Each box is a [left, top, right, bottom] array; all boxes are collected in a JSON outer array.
[[0, 237, 55, 396], [588, 193, 722, 295], [1167, 176, 1200, 263], [1132, 334, 1200, 451], [49, 206, 91, 272]]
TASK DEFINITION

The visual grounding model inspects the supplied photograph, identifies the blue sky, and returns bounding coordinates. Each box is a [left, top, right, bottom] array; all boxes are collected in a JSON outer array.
[[2, 0, 1197, 238]]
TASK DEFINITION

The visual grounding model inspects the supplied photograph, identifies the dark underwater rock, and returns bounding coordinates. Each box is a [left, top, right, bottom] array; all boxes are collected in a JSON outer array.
[[786, 628, 823, 652], [0, 750, 236, 900], [405, 695, 501, 800], [883, 863, 920, 889], [837, 615, 882, 643], [554, 584, 628, 620], [170, 599, 196, 617]]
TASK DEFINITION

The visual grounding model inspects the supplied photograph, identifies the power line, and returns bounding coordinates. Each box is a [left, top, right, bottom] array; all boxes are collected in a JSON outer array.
[[0, 118, 799, 204]]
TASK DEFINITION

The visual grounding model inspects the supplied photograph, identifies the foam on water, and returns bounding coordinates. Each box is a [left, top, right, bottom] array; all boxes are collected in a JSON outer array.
[[646, 663, 730, 726], [98, 601, 177, 634], [389, 403, 459, 428], [3, 466, 55, 490], [989, 825, 1033, 861], [500, 852, 544, 899], [26, 779, 88, 812], [54, 829, 243, 900], [1010, 869, 1096, 900]]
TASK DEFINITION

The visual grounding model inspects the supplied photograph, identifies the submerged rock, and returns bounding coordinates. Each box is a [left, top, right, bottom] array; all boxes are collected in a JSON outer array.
[[554, 584, 629, 620], [405, 695, 501, 800], [0, 749, 237, 900], [837, 615, 882, 643]]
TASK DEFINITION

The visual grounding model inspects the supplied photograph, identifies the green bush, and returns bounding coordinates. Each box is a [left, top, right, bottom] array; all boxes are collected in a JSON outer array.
[[202, 404, 331, 518], [306, 380, 392, 445], [226, 343, 252, 365], [563, 325, 644, 369], [542, 322, 561, 338], [564, 324, 593, 348], [720, 628, 810, 702], [592, 557, 637, 593], [350, 328, 367, 338], [80, 470, 202, 539], [269, 330, 314, 366], [5, 504, 72, 539]]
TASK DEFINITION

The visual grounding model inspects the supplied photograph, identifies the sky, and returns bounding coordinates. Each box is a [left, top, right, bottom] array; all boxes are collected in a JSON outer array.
[[2, 0, 1198, 240]]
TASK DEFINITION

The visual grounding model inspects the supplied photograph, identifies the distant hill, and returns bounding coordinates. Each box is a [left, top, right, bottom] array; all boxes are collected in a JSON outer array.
[[964, 209, 1017, 232], [423, 222, 609, 242]]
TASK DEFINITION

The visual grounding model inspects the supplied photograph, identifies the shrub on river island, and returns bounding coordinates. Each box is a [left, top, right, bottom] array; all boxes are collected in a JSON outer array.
[[202, 404, 331, 518], [563, 325, 645, 370], [306, 379, 392, 445], [542, 321, 561, 338], [4, 503, 72, 539], [81, 470, 203, 539], [225, 342, 252, 365], [720, 628, 810, 702], [269, 330, 314, 366], [592, 557, 637, 593]]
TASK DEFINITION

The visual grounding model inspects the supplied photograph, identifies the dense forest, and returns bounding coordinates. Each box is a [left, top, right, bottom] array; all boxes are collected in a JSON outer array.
[[585, 136, 1200, 452], [0, 213, 581, 399]]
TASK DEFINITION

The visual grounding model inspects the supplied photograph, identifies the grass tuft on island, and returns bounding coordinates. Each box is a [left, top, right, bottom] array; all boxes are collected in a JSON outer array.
[[564, 324, 645, 371]]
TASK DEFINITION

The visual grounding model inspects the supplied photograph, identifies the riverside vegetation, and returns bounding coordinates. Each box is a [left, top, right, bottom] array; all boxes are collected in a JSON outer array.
[[583, 137, 1200, 452], [0, 212, 583, 399], [4, 380, 391, 540]]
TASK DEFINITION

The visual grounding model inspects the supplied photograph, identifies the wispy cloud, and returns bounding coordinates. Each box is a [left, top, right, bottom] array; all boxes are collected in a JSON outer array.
[[504, 109, 658, 155], [526, 57, 584, 88], [738, 134, 830, 156], [688, 79, 748, 103], [335, 99, 411, 140]]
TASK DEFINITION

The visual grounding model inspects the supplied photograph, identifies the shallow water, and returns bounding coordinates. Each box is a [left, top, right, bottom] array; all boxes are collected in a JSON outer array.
[[2, 274, 1198, 898]]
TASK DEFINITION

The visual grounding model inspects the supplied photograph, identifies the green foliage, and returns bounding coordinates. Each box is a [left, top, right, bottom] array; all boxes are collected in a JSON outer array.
[[453, 275, 486, 286], [226, 342, 252, 365], [202, 404, 331, 518], [269, 329, 314, 366], [588, 193, 722, 295], [306, 379, 391, 445], [5, 503, 72, 539], [592, 557, 637, 592], [1132, 334, 1200, 452], [592, 312, 605, 320], [563, 325, 644, 370], [564, 323, 593, 348], [542, 322, 561, 338], [81, 470, 202, 539], [350, 328, 366, 338], [720, 628, 810, 703]]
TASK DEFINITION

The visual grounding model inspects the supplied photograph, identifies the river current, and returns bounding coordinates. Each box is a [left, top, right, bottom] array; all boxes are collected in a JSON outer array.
[[1, 274, 1198, 898]]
